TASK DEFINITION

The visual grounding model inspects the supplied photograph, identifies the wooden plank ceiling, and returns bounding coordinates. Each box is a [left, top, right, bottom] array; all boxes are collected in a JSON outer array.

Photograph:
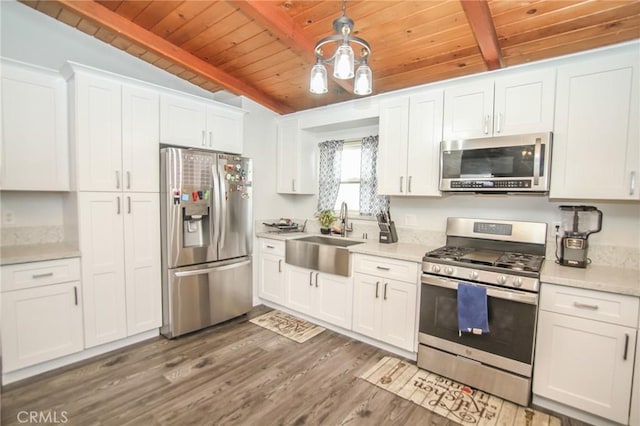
[[23, 0, 640, 114]]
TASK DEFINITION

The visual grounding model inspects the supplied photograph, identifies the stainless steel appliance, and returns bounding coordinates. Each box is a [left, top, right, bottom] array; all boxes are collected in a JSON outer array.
[[160, 147, 253, 338], [418, 217, 547, 406], [557, 205, 603, 268], [439, 132, 552, 193]]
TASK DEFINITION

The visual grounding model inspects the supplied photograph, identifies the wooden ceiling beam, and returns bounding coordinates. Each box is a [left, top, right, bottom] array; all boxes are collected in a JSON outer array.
[[460, 0, 504, 70], [228, 0, 354, 94], [54, 0, 293, 114]]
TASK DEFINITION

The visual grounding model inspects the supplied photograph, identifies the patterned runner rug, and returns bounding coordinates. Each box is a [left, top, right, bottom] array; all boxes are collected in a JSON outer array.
[[361, 356, 561, 426], [249, 310, 325, 343]]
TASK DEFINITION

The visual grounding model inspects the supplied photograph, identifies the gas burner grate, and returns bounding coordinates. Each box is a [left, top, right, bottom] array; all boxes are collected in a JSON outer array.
[[424, 246, 474, 261], [495, 252, 544, 272]]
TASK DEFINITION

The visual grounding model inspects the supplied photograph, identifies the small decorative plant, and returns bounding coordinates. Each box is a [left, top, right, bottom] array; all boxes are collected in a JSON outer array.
[[315, 210, 336, 232]]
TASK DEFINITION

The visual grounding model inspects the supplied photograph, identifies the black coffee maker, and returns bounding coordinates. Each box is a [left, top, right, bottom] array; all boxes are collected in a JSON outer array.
[[557, 205, 603, 268]]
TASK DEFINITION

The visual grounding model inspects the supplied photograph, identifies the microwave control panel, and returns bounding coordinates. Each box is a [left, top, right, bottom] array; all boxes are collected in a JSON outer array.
[[450, 179, 532, 189]]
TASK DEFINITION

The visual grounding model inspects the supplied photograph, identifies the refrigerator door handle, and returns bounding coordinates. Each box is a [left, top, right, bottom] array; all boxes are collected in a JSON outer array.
[[217, 158, 228, 248], [174, 260, 252, 277], [211, 164, 221, 250]]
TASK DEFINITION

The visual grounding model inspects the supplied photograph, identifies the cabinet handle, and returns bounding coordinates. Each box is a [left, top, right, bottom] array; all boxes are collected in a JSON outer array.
[[32, 272, 54, 279], [408, 176, 412, 193], [383, 283, 388, 300], [484, 115, 490, 134], [278, 259, 282, 273], [292, 179, 296, 192], [399, 176, 404, 193], [74, 286, 78, 306], [202, 130, 206, 147], [375, 281, 379, 298], [126, 171, 131, 189], [573, 301, 599, 310], [496, 113, 502, 133], [623, 333, 630, 361], [115, 170, 120, 189], [116, 196, 121, 215], [630, 171, 636, 196], [266, 245, 275, 249], [315, 272, 319, 288], [309, 271, 314, 286], [376, 266, 390, 271], [209, 131, 213, 148], [127, 196, 132, 214]]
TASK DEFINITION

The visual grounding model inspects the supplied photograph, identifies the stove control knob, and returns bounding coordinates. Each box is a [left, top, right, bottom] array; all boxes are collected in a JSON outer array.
[[469, 271, 479, 280], [444, 266, 454, 275], [496, 275, 507, 285], [513, 277, 523, 288], [431, 265, 441, 273]]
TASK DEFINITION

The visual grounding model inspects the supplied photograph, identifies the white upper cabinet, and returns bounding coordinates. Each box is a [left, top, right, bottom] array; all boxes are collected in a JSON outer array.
[[378, 89, 444, 196], [276, 118, 316, 194], [550, 51, 639, 200], [1, 60, 69, 191], [443, 68, 555, 139], [160, 93, 244, 154], [70, 69, 160, 193]]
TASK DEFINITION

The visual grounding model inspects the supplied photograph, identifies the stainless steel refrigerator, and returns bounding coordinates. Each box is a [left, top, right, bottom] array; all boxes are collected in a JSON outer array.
[[160, 147, 252, 338]]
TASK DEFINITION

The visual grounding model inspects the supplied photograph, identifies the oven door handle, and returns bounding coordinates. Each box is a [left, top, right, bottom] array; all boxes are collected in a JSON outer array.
[[421, 275, 538, 305]]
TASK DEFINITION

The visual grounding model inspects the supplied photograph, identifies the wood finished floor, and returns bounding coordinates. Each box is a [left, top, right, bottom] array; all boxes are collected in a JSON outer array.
[[1, 306, 591, 426]]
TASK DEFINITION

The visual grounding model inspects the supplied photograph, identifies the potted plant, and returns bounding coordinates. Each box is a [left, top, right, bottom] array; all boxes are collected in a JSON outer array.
[[315, 210, 336, 234]]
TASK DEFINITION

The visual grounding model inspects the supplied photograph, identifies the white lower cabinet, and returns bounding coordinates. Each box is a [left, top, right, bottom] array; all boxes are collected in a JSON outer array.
[[285, 264, 353, 330], [352, 254, 419, 352], [0, 258, 83, 372], [631, 331, 640, 426], [533, 283, 639, 425], [79, 192, 161, 348], [257, 239, 286, 304]]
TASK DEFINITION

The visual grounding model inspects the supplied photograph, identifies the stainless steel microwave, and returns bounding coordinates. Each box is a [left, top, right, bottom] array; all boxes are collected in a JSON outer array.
[[439, 132, 552, 193]]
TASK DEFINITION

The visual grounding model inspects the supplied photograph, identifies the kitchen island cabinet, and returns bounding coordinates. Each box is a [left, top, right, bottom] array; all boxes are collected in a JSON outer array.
[[533, 283, 639, 425], [550, 50, 639, 200]]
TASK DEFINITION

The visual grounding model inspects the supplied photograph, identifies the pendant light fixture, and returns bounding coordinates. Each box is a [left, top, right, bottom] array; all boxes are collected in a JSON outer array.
[[309, 0, 372, 95]]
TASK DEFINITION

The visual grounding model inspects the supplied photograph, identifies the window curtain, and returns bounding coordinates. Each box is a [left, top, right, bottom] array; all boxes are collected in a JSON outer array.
[[317, 139, 344, 211], [360, 135, 389, 216]]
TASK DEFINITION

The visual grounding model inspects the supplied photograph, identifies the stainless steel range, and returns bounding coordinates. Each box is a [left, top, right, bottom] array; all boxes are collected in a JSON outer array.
[[418, 217, 547, 406]]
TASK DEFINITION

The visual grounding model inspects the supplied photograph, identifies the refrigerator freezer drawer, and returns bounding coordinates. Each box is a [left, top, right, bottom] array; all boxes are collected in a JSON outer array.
[[162, 257, 252, 338]]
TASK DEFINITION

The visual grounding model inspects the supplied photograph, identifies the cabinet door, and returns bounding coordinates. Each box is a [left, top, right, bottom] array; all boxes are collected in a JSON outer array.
[[407, 90, 444, 196], [551, 52, 639, 200], [533, 311, 636, 424], [315, 272, 353, 329], [493, 69, 555, 136], [443, 79, 494, 139], [159, 94, 207, 149], [352, 273, 382, 339], [122, 84, 159, 192], [1, 282, 83, 372], [377, 97, 410, 195], [631, 334, 640, 426], [123, 193, 161, 335], [0, 63, 69, 191], [207, 106, 244, 154], [259, 253, 285, 304], [75, 73, 123, 191], [380, 279, 417, 351], [285, 264, 314, 314], [276, 119, 300, 194], [78, 192, 127, 347]]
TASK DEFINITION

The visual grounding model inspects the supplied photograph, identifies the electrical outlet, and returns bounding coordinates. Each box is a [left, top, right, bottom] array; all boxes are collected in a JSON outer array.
[[3, 210, 15, 225], [552, 221, 561, 235]]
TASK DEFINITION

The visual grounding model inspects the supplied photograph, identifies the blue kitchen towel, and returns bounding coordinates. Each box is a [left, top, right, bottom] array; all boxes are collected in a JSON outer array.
[[457, 283, 490, 335]]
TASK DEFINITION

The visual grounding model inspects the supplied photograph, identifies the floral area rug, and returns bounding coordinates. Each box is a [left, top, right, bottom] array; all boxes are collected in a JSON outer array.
[[361, 356, 561, 426], [249, 310, 325, 343]]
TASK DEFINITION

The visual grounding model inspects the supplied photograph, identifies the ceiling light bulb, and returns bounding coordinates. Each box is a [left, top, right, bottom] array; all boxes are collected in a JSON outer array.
[[333, 43, 354, 79], [354, 64, 372, 95], [309, 63, 328, 94]]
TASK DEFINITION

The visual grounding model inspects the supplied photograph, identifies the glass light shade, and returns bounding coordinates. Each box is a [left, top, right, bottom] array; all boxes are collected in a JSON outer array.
[[333, 43, 354, 79], [309, 63, 328, 94], [354, 64, 372, 95]]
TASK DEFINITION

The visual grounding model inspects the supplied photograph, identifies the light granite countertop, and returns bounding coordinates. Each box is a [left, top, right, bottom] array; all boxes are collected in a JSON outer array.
[[0, 242, 81, 266], [541, 261, 640, 297]]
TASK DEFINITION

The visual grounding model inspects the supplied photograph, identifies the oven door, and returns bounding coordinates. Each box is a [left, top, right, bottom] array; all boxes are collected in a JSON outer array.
[[419, 273, 538, 377]]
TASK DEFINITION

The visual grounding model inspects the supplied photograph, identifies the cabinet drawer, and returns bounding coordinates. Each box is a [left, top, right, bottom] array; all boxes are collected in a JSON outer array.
[[353, 254, 419, 284], [260, 238, 285, 257], [540, 283, 639, 327], [1, 258, 81, 292]]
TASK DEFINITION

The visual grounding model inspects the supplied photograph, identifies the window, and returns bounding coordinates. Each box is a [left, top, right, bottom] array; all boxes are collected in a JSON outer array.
[[317, 136, 389, 216]]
